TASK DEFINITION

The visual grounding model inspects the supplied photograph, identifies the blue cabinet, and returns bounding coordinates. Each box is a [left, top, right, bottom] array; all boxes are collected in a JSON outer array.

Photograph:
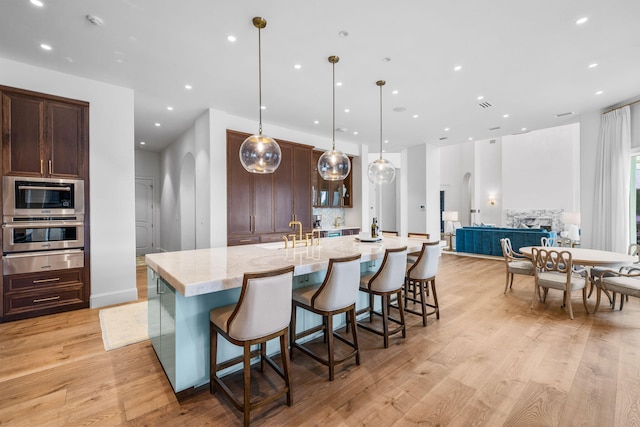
[[148, 270, 177, 389]]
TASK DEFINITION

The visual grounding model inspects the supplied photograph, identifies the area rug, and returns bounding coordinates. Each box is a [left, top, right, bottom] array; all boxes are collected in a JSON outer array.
[[99, 301, 149, 351]]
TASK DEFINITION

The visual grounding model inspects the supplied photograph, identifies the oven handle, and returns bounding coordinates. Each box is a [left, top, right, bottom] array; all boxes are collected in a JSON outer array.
[[17, 185, 72, 192], [2, 221, 84, 228]]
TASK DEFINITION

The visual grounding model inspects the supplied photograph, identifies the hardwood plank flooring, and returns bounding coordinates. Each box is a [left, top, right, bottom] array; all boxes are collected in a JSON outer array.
[[2, 254, 640, 426]]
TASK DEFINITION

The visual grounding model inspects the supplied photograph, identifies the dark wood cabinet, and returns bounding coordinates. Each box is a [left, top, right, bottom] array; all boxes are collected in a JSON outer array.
[[1, 87, 88, 179], [227, 130, 313, 246], [0, 86, 90, 322], [312, 150, 353, 208]]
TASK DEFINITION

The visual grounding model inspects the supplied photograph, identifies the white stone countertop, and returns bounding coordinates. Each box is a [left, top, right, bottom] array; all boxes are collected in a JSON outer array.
[[145, 235, 428, 297]]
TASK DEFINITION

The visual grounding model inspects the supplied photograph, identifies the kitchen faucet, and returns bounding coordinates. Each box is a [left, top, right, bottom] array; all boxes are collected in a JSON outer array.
[[333, 216, 343, 228], [288, 220, 303, 241]]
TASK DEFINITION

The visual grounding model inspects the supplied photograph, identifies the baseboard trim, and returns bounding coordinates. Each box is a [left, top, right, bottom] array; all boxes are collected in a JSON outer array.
[[90, 288, 139, 309]]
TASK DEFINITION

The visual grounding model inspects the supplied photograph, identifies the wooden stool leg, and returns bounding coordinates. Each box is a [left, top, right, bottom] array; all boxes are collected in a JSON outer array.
[[210, 323, 218, 394], [349, 307, 360, 365], [280, 331, 293, 406], [382, 294, 389, 348], [369, 293, 374, 322], [431, 279, 440, 319], [243, 343, 251, 426], [419, 280, 427, 326], [398, 290, 406, 338], [290, 303, 297, 360], [260, 342, 266, 372], [327, 314, 335, 381]]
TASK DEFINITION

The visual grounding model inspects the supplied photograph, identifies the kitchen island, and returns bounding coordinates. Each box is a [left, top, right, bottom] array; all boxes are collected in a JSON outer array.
[[145, 235, 427, 396]]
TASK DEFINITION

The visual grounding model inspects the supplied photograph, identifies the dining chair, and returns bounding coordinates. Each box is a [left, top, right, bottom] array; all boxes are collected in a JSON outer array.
[[290, 254, 362, 381], [540, 236, 555, 247], [589, 243, 640, 308], [531, 248, 588, 319], [500, 237, 534, 294], [356, 246, 408, 348], [404, 241, 441, 326], [209, 265, 295, 426], [592, 267, 640, 312]]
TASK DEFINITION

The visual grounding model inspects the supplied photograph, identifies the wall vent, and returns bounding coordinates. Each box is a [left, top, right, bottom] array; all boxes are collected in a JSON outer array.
[[488, 126, 501, 131], [478, 101, 493, 108], [439, 136, 448, 141]]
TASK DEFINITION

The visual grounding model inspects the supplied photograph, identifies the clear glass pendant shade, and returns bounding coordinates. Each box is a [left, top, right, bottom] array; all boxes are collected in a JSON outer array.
[[367, 158, 396, 184], [239, 134, 281, 173], [318, 149, 351, 181]]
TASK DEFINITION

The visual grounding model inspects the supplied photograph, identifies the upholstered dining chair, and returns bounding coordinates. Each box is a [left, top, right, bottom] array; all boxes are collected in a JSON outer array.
[[404, 241, 441, 326], [356, 246, 408, 348], [290, 254, 362, 381], [589, 243, 640, 307], [500, 237, 534, 294], [541, 236, 555, 247], [531, 248, 589, 319], [210, 265, 295, 426], [593, 267, 640, 312]]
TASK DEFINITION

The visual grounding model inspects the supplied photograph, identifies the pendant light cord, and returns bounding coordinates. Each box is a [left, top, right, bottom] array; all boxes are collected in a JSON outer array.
[[379, 83, 383, 160], [258, 25, 263, 136], [332, 60, 336, 150]]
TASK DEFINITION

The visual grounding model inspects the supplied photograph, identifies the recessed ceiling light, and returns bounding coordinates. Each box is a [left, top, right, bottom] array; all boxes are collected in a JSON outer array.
[[413, 114, 419, 118], [382, 149, 386, 153], [294, 64, 301, 69], [40, 43, 52, 51], [595, 90, 603, 95], [588, 63, 598, 68], [115, 58, 124, 64], [226, 35, 236, 42], [336, 82, 342, 87], [453, 65, 462, 71], [444, 127, 450, 131], [154, 123, 161, 127], [353, 131, 358, 135], [344, 108, 350, 113], [521, 128, 527, 131], [503, 114, 509, 118], [468, 137, 473, 141], [260, 105, 266, 110], [314, 120, 319, 124], [576, 17, 588, 25], [384, 139, 389, 144], [185, 84, 192, 90], [338, 30, 349, 37], [30, 0, 44, 7], [392, 90, 399, 95], [167, 106, 173, 111], [140, 141, 146, 145], [477, 95, 484, 100]]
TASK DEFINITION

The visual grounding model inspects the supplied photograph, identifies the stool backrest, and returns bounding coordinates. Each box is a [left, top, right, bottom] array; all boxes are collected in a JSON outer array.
[[312, 254, 362, 311], [407, 241, 440, 280], [227, 265, 295, 341], [366, 246, 408, 293]]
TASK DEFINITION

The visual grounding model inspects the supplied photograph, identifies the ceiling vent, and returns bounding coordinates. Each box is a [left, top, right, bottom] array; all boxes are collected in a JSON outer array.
[[478, 101, 492, 108], [439, 136, 448, 141], [489, 139, 496, 144], [488, 126, 501, 131], [336, 127, 348, 133], [555, 112, 574, 117]]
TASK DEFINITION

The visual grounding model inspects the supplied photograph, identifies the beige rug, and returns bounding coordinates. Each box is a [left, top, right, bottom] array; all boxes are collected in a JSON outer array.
[[99, 301, 149, 351]]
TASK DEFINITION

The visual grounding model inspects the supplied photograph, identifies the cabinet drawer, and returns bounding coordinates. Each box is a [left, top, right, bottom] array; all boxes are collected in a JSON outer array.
[[5, 269, 83, 293], [4, 284, 84, 317], [227, 236, 260, 246]]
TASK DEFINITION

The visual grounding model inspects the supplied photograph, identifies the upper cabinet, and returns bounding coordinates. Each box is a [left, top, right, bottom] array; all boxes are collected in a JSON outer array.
[[1, 87, 88, 179], [227, 130, 313, 246], [311, 150, 352, 208]]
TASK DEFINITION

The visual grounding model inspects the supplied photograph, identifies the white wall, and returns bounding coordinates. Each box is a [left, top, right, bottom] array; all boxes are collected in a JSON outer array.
[[406, 144, 427, 234], [0, 57, 137, 308], [475, 138, 503, 226]]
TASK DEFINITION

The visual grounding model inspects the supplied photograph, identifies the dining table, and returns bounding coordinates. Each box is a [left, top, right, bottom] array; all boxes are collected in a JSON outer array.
[[518, 246, 637, 267]]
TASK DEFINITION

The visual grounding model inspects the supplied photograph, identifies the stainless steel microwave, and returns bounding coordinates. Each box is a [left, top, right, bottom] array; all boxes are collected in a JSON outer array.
[[2, 176, 84, 218]]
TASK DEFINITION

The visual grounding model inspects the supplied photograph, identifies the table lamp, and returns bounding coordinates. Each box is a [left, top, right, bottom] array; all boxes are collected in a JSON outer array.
[[562, 211, 581, 242], [442, 211, 459, 251]]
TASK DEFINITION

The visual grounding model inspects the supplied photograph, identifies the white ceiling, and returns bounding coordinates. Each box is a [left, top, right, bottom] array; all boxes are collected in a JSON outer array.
[[1, 0, 639, 153]]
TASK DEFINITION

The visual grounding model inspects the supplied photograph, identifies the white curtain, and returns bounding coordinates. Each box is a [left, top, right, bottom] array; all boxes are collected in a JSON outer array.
[[592, 106, 631, 252]]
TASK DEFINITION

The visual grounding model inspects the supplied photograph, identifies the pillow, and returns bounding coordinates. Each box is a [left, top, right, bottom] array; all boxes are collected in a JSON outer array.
[[519, 223, 529, 229]]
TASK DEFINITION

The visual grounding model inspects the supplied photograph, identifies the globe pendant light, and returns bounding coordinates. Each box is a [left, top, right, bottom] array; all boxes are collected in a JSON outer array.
[[239, 17, 281, 174], [317, 56, 351, 181], [367, 80, 396, 185]]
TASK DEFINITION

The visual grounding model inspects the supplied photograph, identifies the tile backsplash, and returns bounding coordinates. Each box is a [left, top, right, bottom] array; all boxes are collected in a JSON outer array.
[[313, 207, 346, 229]]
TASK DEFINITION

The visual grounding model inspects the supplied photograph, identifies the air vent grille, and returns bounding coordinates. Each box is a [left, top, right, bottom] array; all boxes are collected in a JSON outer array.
[[555, 112, 574, 117], [439, 137, 448, 141], [488, 126, 501, 131], [478, 101, 493, 108]]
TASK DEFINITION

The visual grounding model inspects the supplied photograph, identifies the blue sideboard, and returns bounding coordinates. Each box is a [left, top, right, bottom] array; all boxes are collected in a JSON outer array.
[[455, 227, 556, 256]]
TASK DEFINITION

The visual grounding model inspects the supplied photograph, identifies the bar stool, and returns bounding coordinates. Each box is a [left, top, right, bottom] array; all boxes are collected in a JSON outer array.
[[290, 254, 362, 380], [356, 246, 408, 348], [404, 241, 441, 326], [209, 265, 295, 427]]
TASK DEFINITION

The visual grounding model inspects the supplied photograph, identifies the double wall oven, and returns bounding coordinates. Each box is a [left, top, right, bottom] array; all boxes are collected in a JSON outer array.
[[2, 176, 85, 276]]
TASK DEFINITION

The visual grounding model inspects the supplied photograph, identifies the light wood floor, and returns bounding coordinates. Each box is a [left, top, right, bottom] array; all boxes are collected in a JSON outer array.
[[2, 255, 640, 426]]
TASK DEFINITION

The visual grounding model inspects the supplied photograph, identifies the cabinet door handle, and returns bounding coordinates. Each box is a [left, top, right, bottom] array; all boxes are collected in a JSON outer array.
[[40, 159, 43, 175], [33, 277, 60, 284], [33, 296, 60, 303], [239, 239, 253, 243], [48, 160, 52, 175]]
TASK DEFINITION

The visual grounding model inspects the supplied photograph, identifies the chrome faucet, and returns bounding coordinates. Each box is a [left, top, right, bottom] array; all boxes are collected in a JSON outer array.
[[288, 220, 303, 241]]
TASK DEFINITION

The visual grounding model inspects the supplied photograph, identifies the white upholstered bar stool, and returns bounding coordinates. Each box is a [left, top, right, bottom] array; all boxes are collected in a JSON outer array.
[[290, 254, 362, 380], [356, 246, 408, 348], [404, 241, 441, 326], [209, 265, 295, 427]]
